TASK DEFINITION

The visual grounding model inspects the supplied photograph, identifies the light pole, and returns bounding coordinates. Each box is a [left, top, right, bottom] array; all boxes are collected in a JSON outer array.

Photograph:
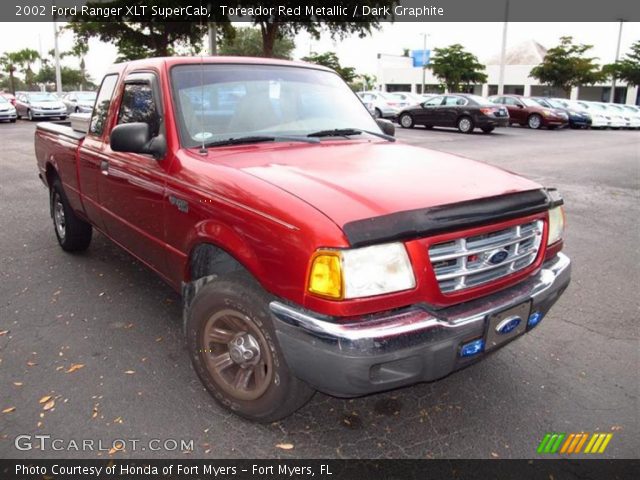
[[52, 14, 62, 94], [421, 33, 430, 94], [609, 20, 624, 103], [498, 0, 510, 95]]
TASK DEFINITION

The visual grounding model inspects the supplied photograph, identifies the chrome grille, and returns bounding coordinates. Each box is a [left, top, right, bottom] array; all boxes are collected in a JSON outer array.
[[428, 220, 543, 293]]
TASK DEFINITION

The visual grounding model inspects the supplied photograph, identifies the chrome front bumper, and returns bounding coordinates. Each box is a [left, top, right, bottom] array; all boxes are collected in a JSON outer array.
[[270, 253, 571, 397]]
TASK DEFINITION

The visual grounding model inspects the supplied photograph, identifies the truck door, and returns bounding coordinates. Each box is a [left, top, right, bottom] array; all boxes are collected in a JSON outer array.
[[99, 71, 174, 281], [77, 73, 119, 232]]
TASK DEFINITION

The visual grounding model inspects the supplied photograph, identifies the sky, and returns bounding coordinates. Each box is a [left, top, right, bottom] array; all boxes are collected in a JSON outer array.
[[0, 22, 637, 84]]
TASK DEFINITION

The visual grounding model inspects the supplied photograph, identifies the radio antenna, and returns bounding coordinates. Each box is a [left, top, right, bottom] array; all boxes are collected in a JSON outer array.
[[198, 2, 207, 154]]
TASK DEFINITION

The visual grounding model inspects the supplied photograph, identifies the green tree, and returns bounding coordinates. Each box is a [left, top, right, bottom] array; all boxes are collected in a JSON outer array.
[[0, 52, 20, 94], [235, 1, 399, 57], [302, 52, 356, 83], [61, 42, 90, 90], [68, 1, 232, 61], [530, 36, 604, 96], [428, 44, 487, 93], [219, 27, 294, 59], [604, 40, 640, 87], [35, 65, 95, 91], [351, 73, 377, 91]]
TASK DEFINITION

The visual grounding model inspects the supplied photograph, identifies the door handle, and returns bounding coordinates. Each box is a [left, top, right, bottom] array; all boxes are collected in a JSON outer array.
[[100, 159, 109, 176]]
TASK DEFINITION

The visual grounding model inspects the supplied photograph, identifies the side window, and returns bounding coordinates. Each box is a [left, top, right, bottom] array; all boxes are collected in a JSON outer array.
[[424, 96, 444, 107], [444, 96, 465, 106], [503, 97, 517, 106], [117, 83, 159, 136], [90, 74, 119, 136]]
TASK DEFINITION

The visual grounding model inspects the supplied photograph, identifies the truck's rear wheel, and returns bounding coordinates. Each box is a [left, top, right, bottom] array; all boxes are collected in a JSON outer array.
[[51, 178, 92, 252], [186, 274, 314, 422]]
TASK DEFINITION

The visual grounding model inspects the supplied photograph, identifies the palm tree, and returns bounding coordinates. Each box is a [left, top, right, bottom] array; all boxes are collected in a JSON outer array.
[[0, 52, 20, 94], [61, 42, 89, 91], [15, 48, 40, 89]]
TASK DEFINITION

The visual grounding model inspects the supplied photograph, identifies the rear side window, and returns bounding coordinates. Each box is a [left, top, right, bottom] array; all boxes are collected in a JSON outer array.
[[117, 83, 159, 137], [90, 74, 119, 136]]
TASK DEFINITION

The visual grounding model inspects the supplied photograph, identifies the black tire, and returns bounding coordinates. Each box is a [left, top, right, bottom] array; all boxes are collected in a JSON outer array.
[[481, 126, 495, 133], [186, 274, 315, 422], [457, 116, 474, 133], [374, 108, 382, 119], [399, 113, 414, 128], [10, 119, 16, 123], [527, 114, 542, 129], [51, 177, 92, 252]]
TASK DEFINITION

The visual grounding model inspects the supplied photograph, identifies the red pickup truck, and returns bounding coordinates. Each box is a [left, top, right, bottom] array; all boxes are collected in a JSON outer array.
[[35, 57, 571, 422]]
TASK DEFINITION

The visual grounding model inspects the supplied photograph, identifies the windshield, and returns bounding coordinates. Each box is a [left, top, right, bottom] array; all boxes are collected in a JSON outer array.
[[171, 64, 380, 148], [0, 96, 7, 104], [547, 99, 567, 109], [76, 92, 96, 101], [28, 93, 58, 102]]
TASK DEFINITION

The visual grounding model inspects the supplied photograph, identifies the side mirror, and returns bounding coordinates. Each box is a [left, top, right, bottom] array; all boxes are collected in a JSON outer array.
[[517, 103, 524, 108], [376, 118, 395, 137], [110, 122, 166, 160]]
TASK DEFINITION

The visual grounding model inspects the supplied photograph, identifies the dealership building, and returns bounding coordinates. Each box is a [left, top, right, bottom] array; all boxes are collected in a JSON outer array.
[[377, 40, 639, 105]]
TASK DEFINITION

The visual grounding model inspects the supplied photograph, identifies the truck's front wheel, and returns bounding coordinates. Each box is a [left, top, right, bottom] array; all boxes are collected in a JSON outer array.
[[186, 274, 315, 422], [51, 178, 92, 252]]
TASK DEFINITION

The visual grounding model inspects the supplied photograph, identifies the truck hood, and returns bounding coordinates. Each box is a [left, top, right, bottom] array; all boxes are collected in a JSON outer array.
[[215, 141, 542, 228]]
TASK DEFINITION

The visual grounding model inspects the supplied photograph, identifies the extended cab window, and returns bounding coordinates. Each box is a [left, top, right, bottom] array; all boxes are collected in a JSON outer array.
[[117, 83, 160, 136], [90, 74, 118, 136]]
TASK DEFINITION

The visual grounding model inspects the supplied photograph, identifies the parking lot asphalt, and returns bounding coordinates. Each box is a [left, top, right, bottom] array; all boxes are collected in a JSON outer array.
[[0, 121, 638, 459]]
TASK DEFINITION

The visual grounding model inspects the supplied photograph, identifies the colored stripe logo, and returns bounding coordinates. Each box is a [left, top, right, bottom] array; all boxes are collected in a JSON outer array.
[[537, 433, 613, 454]]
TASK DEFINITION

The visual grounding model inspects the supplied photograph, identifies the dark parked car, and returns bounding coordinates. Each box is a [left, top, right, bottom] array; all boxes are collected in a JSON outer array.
[[489, 95, 568, 130], [531, 97, 592, 129], [397, 94, 509, 133], [62, 91, 97, 114], [15, 91, 67, 121]]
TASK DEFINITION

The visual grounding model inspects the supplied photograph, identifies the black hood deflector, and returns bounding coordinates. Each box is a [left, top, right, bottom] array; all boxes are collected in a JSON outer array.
[[343, 188, 563, 247]]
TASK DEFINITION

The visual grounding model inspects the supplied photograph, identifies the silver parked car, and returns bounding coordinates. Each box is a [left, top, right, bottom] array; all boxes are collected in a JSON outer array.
[[0, 95, 17, 123], [15, 92, 67, 121], [62, 91, 97, 114]]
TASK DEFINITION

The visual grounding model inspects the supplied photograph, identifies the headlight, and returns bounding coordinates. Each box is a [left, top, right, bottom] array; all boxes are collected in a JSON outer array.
[[308, 243, 416, 299], [547, 206, 565, 245]]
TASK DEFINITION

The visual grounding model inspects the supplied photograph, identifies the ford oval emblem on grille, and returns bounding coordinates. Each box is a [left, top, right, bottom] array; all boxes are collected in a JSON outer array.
[[487, 249, 509, 265], [496, 316, 521, 335]]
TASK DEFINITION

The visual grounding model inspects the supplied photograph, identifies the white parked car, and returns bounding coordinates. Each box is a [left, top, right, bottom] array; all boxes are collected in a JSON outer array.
[[356, 91, 408, 119], [576, 101, 611, 129], [606, 104, 633, 129], [620, 105, 640, 129], [388, 92, 425, 106]]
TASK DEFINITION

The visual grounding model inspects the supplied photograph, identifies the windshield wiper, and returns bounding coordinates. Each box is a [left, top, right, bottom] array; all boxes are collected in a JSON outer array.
[[203, 135, 319, 148], [307, 128, 395, 142]]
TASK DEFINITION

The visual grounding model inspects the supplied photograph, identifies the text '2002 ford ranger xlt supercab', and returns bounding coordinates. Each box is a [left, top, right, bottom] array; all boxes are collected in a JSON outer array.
[[35, 57, 571, 422]]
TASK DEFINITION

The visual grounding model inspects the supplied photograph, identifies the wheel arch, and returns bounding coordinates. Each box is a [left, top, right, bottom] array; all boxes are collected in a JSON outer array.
[[182, 221, 266, 288]]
